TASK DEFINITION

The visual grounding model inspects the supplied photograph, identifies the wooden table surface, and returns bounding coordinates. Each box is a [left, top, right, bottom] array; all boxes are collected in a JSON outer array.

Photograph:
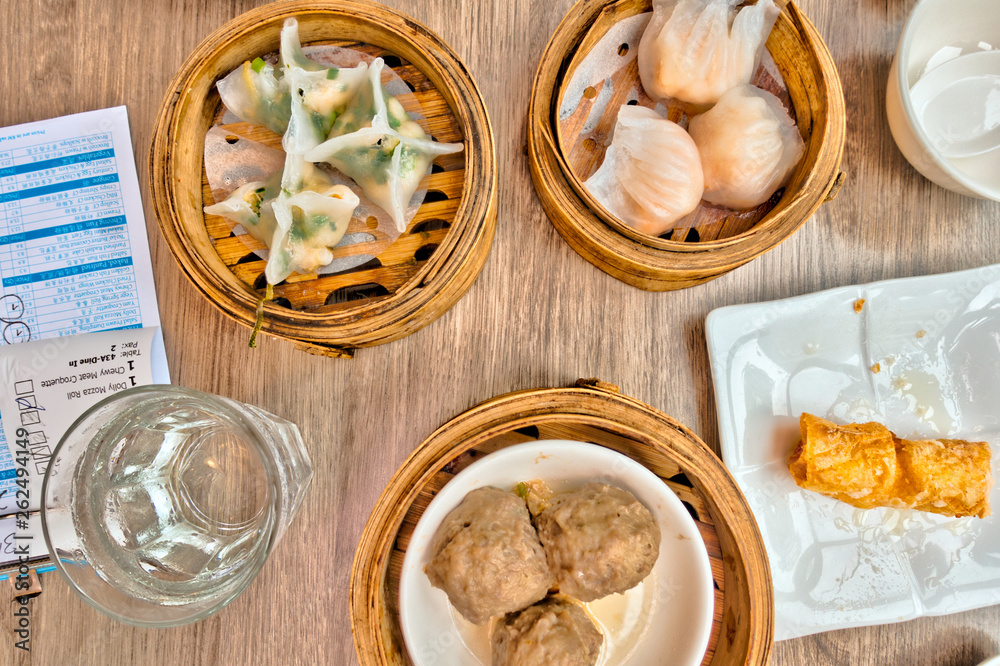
[[2, 0, 999, 664]]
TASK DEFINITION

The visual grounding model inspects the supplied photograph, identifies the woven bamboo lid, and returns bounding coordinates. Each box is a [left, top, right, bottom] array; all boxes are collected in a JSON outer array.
[[351, 380, 774, 664], [527, 0, 846, 291], [150, 1, 497, 357]]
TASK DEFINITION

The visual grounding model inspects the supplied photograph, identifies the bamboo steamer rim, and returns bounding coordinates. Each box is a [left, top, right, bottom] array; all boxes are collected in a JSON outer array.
[[150, 0, 497, 354], [350, 380, 774, 665], [527, 0, 846, 288]]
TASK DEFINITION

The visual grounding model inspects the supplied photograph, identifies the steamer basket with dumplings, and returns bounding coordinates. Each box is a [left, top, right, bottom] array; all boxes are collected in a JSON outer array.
[[150, 1, 497, 357], [528, 0, 846, 291], [351, 380, 774, 665]]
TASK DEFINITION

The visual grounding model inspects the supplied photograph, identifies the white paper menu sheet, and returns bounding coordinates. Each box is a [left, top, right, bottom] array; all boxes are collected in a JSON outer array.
[[0, 107, 170, 520]]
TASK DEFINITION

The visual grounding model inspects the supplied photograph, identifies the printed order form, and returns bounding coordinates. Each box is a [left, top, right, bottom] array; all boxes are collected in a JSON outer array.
[[0, 107, 169, 564]]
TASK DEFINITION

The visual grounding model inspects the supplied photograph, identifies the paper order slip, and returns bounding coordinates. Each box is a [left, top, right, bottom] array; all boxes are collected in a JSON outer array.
[[0, 106, 169, 514]]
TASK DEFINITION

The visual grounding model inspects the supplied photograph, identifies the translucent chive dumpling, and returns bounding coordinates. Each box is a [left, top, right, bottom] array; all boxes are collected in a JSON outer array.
[[204, 160, 359, 285], [215, 17, 367, 141], [278, 18, 368, 154], [304, 58, 464, 233]]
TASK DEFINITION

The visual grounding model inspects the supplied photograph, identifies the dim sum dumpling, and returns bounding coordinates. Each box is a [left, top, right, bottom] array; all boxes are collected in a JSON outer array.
[[279, 18, 368, 155], [304, 58, 463, 233], [214, 18, 367, 143], [203, 181, 269, 239], [216, 58, 291, 136], [584, 105, 703, 236], [687, 84, 804, 209], [205, 161, 359, 285], [638, 0, 779, 107], [265, 158, 360, 284]]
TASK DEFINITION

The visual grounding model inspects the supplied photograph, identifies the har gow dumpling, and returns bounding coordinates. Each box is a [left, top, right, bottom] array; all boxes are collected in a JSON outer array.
[[584, 105, 703, 236], [687, 84, 804, 209], [638, 0, 779, 107]]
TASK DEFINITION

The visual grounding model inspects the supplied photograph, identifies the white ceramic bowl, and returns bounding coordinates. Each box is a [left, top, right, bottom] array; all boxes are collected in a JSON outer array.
[[886, 0, 1000, 200], [398, 440, 715, 666]]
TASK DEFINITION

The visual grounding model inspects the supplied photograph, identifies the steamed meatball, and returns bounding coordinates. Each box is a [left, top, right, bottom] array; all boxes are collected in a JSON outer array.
[[424, 486, 553, 625], [491, 596, 603, 666], [536, 482, 660, 601]]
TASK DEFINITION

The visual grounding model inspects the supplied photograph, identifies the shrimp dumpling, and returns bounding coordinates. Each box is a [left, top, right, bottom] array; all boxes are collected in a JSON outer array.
[[688, 85, 804, 209], [638, 0, 779, 107], [584, 105, 703, 236]]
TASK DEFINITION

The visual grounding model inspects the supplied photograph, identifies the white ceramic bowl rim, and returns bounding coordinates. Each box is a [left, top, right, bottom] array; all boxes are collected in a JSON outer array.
[[895, 0, 1000, 200], [397, 439, 716, 666]]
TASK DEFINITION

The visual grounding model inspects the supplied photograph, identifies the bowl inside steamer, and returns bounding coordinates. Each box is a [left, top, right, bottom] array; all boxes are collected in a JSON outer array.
[[528, 0, 845, 290], [399, 440, 715, 666], [348, 381, 774, 666], [150, 1, 496, 355]]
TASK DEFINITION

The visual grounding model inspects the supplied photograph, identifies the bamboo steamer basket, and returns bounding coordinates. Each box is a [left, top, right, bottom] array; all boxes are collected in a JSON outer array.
[[351, 379, 773, 665], [150, 1, 497, 358], [527, 0, 846, 291]]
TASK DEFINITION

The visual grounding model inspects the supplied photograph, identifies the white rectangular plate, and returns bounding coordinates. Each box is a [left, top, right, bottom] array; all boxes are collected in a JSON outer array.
[[706, 264, 1000, 640]]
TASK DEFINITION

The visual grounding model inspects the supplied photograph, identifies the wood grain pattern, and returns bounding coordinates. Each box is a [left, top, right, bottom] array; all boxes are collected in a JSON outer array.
[[2, 0, 1000, 664]]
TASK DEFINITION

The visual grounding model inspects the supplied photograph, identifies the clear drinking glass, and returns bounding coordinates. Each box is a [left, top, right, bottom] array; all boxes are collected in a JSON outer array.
[[41, 385, 313, 627]]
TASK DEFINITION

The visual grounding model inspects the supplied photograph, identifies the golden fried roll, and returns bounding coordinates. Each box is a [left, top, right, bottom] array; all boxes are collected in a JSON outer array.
[[788, 413, 992, 519]]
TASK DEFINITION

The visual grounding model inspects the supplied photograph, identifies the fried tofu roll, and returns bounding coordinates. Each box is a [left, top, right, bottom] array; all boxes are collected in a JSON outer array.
[[788, 413, 992, 519]]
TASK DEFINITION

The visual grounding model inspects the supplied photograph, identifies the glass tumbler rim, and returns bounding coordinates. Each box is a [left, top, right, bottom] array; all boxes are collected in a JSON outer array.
[[41, 384, 284, 628]]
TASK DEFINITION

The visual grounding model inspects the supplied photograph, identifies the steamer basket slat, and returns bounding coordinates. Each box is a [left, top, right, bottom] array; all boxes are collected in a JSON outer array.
[[527, 0, 846, 290], [150, 1, 497, 354], [351, 381, 774, 665]]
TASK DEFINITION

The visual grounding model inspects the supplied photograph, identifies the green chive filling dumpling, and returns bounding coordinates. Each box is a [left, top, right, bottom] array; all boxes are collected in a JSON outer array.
[[205, 161, 359, 285], [203, 181, 272, 241], [216, 57, 291, 136], [264, 158, 360, 284], [303, 58, 463, 233], [279, 18, 368, 154]]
